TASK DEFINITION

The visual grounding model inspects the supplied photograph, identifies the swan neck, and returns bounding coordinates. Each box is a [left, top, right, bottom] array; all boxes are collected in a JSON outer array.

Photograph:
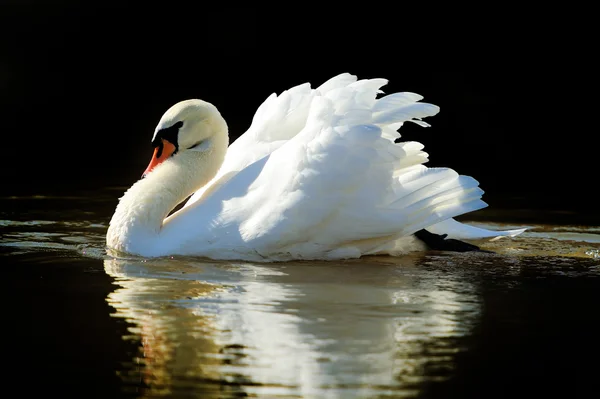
[[107, 130, 228, 255]]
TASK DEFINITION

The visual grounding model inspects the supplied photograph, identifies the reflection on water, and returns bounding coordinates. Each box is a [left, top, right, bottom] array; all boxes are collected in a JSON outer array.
[[104, 256, 482, 398], [2, 193, 600, 398]]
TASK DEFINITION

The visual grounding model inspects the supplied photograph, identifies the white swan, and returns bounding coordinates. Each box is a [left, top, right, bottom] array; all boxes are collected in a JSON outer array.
[[107, 73, 524, 261]]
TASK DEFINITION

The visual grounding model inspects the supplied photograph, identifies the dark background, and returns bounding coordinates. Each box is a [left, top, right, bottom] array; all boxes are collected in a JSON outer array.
[[1, 4, 598, 399], [1, 3, 595, 214]]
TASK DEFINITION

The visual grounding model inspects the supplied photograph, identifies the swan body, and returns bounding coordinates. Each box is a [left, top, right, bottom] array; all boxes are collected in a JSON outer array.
[[107, 73, 524, 261]]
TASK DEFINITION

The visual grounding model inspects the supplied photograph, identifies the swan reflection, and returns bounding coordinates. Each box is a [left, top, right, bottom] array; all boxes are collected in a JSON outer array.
[[104, 254, 481, 398]]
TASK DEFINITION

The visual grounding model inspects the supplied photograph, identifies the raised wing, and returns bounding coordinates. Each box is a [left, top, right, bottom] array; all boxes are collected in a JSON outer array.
[[184, 73, 359, 208]]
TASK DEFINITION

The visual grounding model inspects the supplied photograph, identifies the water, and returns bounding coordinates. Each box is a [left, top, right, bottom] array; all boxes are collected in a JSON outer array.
[[2, 189, 599, 398]]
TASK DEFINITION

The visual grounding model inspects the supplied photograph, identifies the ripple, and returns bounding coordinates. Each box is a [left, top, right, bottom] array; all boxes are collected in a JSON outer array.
[[465, 222, 600, 259], [0, 219, 107, 229], [0, 218, 107, 259], [0, 219, 57, 227]]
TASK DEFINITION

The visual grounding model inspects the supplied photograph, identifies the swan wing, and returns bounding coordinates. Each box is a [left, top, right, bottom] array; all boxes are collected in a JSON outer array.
[[184, 73, 359, 207], [161, 75, 519, 260], [427, 218, 527, 240]]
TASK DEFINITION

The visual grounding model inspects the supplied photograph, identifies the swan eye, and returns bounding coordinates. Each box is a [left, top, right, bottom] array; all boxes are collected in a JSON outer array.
[[152, 121, 184, 148]]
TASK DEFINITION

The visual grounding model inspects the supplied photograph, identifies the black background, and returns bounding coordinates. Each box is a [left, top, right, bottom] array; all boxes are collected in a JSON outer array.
[[1, 4, 599, 399], [1, 3, 595, 213]]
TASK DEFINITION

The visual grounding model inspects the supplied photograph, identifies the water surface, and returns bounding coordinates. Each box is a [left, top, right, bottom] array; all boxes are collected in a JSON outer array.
[[2, 189, 599, 398]]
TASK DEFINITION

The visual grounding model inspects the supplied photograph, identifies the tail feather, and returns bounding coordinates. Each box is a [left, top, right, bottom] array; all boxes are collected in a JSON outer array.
[[428, 218, 528, 240], [316, 73, 358, 94], [373, 92, 425, 113], [373, 103, 440, 125]]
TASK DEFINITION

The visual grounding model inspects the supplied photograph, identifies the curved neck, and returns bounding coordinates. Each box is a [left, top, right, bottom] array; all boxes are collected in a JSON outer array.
[[107, 132, 228, 256]]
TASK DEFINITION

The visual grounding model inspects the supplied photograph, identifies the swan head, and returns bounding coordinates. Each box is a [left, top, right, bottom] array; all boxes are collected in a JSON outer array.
[[143, 99, 228, 177]]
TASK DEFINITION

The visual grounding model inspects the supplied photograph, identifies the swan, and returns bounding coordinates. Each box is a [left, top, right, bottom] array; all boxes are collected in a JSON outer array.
[[106, 73, 525, 261]]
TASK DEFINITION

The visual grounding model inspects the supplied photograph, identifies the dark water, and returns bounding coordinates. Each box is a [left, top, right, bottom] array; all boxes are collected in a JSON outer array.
[[1, 189, 599, 398]]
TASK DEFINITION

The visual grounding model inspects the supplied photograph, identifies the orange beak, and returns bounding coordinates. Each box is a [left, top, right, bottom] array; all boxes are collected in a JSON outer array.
[[143, 139, 177, 177]]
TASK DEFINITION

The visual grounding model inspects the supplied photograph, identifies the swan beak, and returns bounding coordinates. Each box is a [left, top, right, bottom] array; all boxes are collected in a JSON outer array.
[[142, 139, 176, 177]]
